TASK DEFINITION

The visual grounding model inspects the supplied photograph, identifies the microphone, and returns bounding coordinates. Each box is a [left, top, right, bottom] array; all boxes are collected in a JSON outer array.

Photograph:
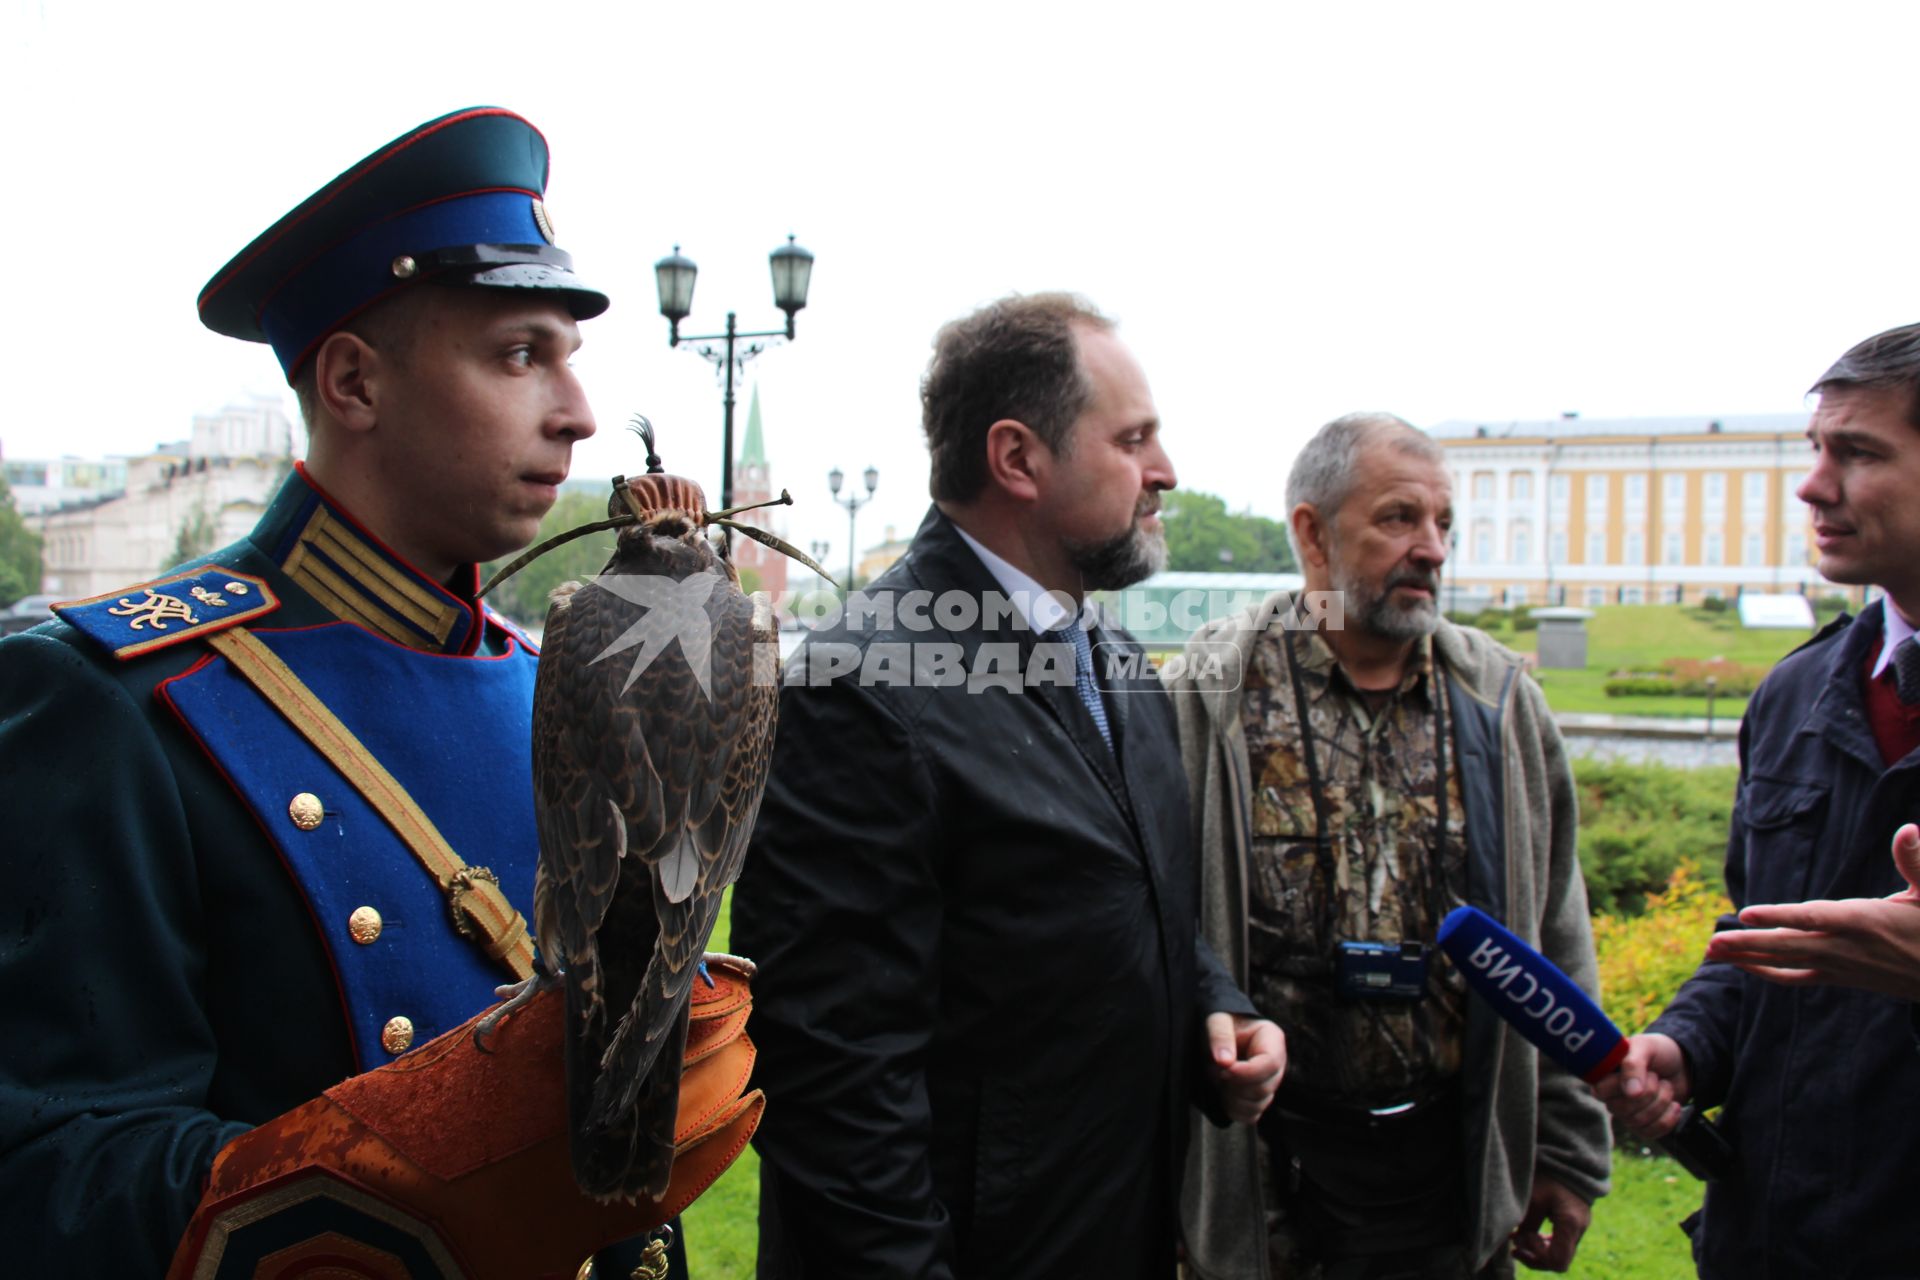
[[1437, 905, 1733, 1182]]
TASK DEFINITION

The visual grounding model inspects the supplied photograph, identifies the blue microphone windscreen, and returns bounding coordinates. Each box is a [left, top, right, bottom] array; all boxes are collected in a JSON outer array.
[[1437, 905, 1627, 1083]]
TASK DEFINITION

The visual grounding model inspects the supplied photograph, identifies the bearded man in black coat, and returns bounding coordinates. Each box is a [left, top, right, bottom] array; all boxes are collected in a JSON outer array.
[[732, 292, 1285, 1279]]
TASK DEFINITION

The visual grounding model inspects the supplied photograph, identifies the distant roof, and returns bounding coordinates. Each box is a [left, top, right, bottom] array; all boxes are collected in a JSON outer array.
[[1427, 412, 1809, 441]]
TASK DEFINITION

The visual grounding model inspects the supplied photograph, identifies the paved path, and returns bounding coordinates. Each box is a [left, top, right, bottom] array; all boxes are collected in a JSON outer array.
[[1555, 711, 1739, 767]]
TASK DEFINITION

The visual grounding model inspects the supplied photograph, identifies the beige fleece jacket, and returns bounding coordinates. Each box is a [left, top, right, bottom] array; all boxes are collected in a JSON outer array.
[[1169, 592, 1611, 1279]]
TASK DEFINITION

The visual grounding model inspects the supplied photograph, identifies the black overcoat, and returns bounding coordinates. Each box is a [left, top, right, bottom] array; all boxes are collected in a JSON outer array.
[[733, 506, 1252, 1279]]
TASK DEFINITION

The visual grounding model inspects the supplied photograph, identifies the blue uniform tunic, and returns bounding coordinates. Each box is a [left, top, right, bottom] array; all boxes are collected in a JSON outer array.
[[0, 467, 545, 1271]]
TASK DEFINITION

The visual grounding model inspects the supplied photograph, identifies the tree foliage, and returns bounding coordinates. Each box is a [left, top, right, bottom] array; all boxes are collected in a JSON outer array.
[[482, 491, 621, 628], [0, 476, 42, 609], [1574, 758, 1737, 916], [169, 502, 219, 571], [1160, 489, 1295, 573]]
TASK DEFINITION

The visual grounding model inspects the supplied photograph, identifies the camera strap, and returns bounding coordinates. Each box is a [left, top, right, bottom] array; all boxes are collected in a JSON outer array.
[[1281, 629, 1450, 947]]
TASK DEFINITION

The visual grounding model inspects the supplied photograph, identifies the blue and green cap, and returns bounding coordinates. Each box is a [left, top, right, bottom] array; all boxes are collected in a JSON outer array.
[[197, 106, 609, 381]]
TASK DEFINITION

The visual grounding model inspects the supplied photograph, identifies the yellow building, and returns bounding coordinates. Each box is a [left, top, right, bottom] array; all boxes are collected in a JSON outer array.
[[1430, 412, 1853, 610], [857, 524, 913, 586]]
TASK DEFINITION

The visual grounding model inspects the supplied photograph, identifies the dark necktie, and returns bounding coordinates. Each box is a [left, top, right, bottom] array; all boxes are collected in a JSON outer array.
[[1894, 635, 1920, 705], [1058, 620, 1113, 748]]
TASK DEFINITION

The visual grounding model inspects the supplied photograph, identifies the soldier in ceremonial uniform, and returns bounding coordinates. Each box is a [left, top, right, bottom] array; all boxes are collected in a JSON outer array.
[[0, 108, 708, 1276]]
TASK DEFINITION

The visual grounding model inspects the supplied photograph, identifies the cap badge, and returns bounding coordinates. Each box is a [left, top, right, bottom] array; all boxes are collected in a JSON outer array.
[[531, 198, 556, 245]]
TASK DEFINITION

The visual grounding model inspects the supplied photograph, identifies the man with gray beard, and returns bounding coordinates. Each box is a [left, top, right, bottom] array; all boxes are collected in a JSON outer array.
[[733, 293, 1283, 1278], [1168, 414, 1610, 1280]]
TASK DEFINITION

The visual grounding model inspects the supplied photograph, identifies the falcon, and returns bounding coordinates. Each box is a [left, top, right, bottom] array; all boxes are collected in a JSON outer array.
[[490, 422, 825, 1202]]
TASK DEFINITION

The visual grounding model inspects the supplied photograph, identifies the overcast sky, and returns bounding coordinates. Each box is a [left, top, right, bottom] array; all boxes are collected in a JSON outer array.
[[6, 1, 1918, 568]]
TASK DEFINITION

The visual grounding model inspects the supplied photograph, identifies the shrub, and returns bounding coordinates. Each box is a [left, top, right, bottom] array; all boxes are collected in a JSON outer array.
[[1574, 760, 1737, 915], [1660, 656, 1766, 697], [1603, 675, 1678, 698], [1698, 595, 1729, 613], [1512, 612, 1540, 632], [1593, 860, 1731, 1034]]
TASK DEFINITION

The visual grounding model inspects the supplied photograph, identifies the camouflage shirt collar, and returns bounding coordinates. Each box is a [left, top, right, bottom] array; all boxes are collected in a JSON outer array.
[[1291, 622, 1437, 704]]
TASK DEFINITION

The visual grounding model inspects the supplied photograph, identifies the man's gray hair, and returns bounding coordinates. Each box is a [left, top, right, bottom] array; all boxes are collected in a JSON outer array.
[[1285, 412, 1444, 559]]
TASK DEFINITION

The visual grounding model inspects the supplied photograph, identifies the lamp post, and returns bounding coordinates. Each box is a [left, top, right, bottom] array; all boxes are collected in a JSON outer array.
[[829, 465, 878, 595], [654, 236, 815, 513]]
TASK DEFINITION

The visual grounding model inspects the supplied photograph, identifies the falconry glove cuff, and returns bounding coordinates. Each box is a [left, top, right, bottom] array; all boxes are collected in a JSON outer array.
[[165, 960, 762, 1280]]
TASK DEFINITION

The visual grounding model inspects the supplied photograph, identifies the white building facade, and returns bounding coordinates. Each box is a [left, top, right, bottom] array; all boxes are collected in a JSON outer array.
[[1431, 413, 1840, 610], [35, 396, 297, 599]]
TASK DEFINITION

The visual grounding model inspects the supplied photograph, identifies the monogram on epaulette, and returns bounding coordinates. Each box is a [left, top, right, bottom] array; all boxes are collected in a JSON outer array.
[[54, 567, 281, 660]]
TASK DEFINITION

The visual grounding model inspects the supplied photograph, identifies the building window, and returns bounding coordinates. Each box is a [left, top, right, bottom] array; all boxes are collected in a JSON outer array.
[[1510, 521, 1532, 563], [1550, 531, 1568, 563], [1622, 586, 1645, 605], [1550, 474, 1570, 510], [1666, 585, 1685, 605], [1586, 532, 1606, 564], [1786, 532, 1807, 564], [1474, 472, 1495, 502], [1625, 531, 1644, 564], [1704, 472, 1726, 518], [1704, 532, 1723, 566], [1744, 533, 1764, 566], [1625, 473, 1647, 517], [1663, 472, 1686, 521], [1585, 474, 1609, 520], [1664, 532, 1684, 565], [1743, 471, 1767, 521], [1473, 520, 1494, 564], [1704, 587, 1725, 602], [1504, 585, 1530, 606], [1584, 586, 1606, 606], [1510, 472, 1534, 501]]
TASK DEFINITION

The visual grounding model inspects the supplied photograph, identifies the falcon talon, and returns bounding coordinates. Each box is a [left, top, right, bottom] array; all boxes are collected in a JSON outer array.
[[472, 972, 551, 1052]]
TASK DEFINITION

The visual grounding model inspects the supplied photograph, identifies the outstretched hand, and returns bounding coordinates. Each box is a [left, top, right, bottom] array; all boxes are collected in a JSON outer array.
[[1203, 1012, 1285, 1125], [1706, 822, 1920, 1001]]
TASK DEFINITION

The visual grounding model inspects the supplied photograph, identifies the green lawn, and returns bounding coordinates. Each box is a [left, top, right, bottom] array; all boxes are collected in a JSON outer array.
[[1481, 604, 1830, 717], [682, 1146, 759, 1276], [1570, 1151, 1703, 1279]]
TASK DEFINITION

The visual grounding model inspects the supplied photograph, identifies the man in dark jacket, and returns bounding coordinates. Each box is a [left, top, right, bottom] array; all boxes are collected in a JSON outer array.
[[732, 292, 1285, 1278], [1598, 320, 1920, 1278]]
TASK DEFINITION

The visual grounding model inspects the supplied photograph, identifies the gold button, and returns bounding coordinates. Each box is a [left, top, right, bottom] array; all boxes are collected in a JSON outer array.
[[390, 254, 417, 279], [288, 793, 323, 831], [381, 1016, 415, 1055], [347, 906, 383, 945]]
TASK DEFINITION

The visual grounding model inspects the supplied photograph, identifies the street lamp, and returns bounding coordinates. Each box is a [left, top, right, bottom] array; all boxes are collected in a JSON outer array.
[[829, 465, 878, 594], [654, 236, 815, 513]]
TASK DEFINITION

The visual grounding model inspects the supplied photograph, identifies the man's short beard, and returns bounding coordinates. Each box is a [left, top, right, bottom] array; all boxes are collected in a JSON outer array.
[[1333, 556, 1441, 642], [1065, 524, 1168, 591]]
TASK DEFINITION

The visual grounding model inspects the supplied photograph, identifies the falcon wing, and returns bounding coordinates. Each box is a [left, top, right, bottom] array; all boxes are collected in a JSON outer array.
[[583, 584, 778, 1200]]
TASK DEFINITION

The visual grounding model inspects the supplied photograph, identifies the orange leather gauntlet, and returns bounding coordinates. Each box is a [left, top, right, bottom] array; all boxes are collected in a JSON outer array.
[[167, 959, 762, 1280]]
